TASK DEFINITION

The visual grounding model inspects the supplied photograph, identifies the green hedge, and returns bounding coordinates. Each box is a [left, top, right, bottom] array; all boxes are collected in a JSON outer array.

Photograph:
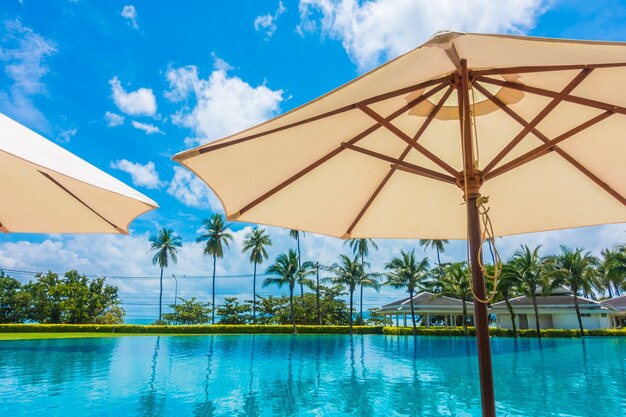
[[381, 326, 626, 337], [1, 324, 624, 337], [0, 324, 383, 335]]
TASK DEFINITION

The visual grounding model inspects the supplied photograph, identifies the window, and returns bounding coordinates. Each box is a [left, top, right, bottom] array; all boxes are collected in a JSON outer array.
[[601, 313, 607, 317], [580, 313, 591, 317]]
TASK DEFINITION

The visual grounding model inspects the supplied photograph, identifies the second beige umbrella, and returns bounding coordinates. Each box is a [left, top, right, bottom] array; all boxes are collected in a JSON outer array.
[[0, 113, 158, 234]]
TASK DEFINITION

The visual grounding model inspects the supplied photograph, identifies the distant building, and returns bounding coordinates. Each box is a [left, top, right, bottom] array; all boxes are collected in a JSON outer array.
[[491, 286, 611, 330], [600, 295, 626, 328], [378, 291, 474, 327]]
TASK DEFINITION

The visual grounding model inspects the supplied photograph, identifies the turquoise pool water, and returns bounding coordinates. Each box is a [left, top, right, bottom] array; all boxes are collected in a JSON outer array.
[[0, 335, 624, 416]]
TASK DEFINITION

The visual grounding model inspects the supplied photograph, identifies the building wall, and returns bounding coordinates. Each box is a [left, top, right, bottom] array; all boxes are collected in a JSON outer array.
[[496, 311, 610, 330]]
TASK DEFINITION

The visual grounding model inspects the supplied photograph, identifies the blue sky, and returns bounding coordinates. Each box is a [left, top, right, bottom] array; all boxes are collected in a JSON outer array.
[[1, 0, 625, 321]]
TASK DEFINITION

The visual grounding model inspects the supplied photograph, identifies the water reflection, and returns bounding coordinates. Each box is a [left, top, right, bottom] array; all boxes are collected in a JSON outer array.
[[1, 335, 625, 416]]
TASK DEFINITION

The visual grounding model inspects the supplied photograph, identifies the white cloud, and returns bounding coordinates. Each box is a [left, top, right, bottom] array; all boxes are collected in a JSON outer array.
[[164, 57, 283, 146], [254, 1, 287, 38], [121, 5, 139, 29], [297, 0, 549, 71], [109, 76, 157, 116], [0, 19, 57, 130], [131, 120, 163, 135], [110, 159, 163, 189], [105, 111, 125, 127], [166, 166, 222, 209], [56, 127, 76, 143]]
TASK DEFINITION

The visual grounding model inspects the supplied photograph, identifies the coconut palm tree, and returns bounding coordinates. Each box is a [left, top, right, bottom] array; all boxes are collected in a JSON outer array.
[[149, 228, 182, 323], [384, 250, 430, 335], [289, 229, 306, 296], [506, 245, 551, 338], [327, 254, 379, 333], [549, 246, 600, 336], [345, 238, 378, 324], [599, 246, 626, 298], [438, 262, 471, 336], [263, 250, 314, 333], [419, 239, 449, 267], [196, 213, 233, 325], [242, 227, 272, 323], [499, 260, 523, 337]]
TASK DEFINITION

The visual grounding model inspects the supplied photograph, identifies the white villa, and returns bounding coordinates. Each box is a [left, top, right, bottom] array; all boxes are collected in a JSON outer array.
[[378, 287, 625, 330], [378, 291, 474, 327], [490, 286, 611, 330], [600, 295, 626, 328]]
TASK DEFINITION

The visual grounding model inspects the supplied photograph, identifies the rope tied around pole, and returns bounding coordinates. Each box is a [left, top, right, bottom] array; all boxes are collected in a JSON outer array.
[[461, 78, 502, 304]]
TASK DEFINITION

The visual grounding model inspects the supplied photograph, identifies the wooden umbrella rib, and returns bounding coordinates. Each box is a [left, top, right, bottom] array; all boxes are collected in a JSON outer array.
[[342, 143, 458, 184], [235, 82, 449, 217], [194, 75, 452, 156], [476, 82, 626, 206], [39, 171, 123, 233], [473, 62, 626, 76], [481, 68, 593, 176], [356, 103, 459, 177], [484, 111, 613, 180], [343, 85, 457, 237], [475, 75, 626, 116]]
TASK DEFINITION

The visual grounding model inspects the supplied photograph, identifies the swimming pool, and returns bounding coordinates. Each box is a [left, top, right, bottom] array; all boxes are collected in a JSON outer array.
[[0, 335, 624, 416]]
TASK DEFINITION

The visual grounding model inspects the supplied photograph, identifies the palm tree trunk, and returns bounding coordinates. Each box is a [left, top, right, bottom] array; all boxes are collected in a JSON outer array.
[[573, 291, 585, 336], [532, 292, 541, 339], [316, 263, 321, 325], [360, 253, 365, 324], [504, 294, 517, 338], [409, 289, 417, 336], [289, 284, 296, 334], [462, 298, 468, 336], [349, 288, 354, 334], [614, 283, 621, 297], [252, 261, 257, 324], [297, 235, 303, 297], [607, 283, 613, 298], [436, 246, 441, 268], [212, 254, 217, 325], [158, 265, 164, 323]]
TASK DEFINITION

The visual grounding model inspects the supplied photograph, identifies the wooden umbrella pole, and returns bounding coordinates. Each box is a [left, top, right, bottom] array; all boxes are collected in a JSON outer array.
[[459, 59, 496, 417]]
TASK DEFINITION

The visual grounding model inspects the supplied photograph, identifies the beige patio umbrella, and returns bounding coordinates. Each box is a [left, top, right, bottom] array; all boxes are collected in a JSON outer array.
[[173, 32, 626, 416], [0, 113, 158, 234]]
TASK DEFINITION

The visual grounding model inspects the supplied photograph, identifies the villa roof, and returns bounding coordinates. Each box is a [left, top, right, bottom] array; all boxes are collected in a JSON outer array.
[[491, 293, 604, 310], [601, 295, 626, 311], [380, 291, 473, 312]]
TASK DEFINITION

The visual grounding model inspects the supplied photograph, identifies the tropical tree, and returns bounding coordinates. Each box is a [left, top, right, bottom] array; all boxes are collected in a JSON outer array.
[[345, 238, 378, 324], [419, 239, 449, 267], [242, 227, 272, 323], [384, 250, 431, 335], [506, 245, 551, 338], [263, 250, 314, 333], [149, 228, 182, 323], [289, 229, 306, 296], [196, 214, 233, 324], [549, 246, 600, 336], [499, 260, 523, 337], [162, 297, 212, 325], [599, 246, 626, 297], [327, 254, 379, 333], [438, 262, 471, 335]]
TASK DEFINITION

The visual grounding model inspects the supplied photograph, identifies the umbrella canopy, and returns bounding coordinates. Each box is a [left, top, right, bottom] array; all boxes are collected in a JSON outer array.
[[0, 113, 158, 234], [174, 32, 626, 240]]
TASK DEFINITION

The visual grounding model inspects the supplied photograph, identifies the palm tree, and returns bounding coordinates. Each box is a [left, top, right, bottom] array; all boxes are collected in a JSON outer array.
[[196, 213, 233, 325], [242, 227, 272, 323], [549, 246, 599, 336], [345, 238, 378, 324], [289, 229, 306, 296], [438, 262, 471, 336], [599, 246, 626, 298], [506, 245, 551, 338], [499, 260, 522, 337], [263, 250, 314, 333], [149, 228, 182, 323], [327, 254, 379, 333], [419, 239, 449, 267], [384, 250, 430, 335]]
